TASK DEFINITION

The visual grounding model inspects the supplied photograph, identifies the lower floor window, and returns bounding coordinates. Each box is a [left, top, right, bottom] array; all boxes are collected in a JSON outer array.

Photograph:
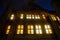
[[17, 25, 24, 34], [35, 25, 42, 34], [6, 24, 53, 34], [28, 25, 34, 34]]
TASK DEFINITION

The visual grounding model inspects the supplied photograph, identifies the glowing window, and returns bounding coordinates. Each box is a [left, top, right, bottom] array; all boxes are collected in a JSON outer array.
[[51, 15, 57, 21], [35, 25, 42, 34], [10, 14, 14, 20], [57, 16, 60, 21], [35, 15, 40, 19], [42, 14, 46, 19], [17, 25, 24, 34], [32, 15, 34, 19], [6, 25, 11, 34], [44, 25, 52, 34], [37, 15, 40, 19], [26, 14, 31, 19], [28, 25, 34, 34], [20, 14, 24, 19]]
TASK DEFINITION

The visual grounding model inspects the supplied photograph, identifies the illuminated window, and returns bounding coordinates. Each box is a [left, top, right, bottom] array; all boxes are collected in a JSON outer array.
[[28, 25, 34, 34], [17, 25, 24, 34], [35, 25, 42, 34], [26, 14, 31, 19], [10, 14, 14, 20], [20, 14, 24, 19], [51, 15, 57, 21], [42, 14, 46, 19], [6, 25, 11, 34], [37, 15, 40, 19], [31, 15, 34, 19], [35, 15, 40, 19], [26, 14, 40, 19], [44, 24, 52, 34], [57, 16, 60, 21]]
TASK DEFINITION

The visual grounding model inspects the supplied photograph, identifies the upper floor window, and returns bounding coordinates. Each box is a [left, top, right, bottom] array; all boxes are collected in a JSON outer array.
[[57, 16, 60, 22], [20, 14, 24, 19], [42, 14, 46, 19], [50, 15, 57, 21], [35, 15, 40, 19], [10, 14, 14, 20], [26, 14, 40, 19], [26, 14, 31, 19]]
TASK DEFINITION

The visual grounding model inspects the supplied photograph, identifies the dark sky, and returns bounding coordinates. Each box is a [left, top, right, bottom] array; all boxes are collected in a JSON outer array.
[[0, 0, 55, 17]]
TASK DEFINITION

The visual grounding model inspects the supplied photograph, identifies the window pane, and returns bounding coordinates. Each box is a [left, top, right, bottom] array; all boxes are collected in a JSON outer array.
[[17, 30, 20, 34], [21, 30, 23, 34], [57, 16, 60, 21], [10, 14, 14, 20], [35, 25, 39, 29], [26, 14, 31, 19], [21, 25, 24, 29], [7, 25, 11, 29], [42, 14, 46, 19], [18, 25, 20, 29], [36, 30, 39, 34], [49, 29, 52, 34], [32, 15, 34, 19], [37, 15, 40, 19], [6, 25, 11, 34], [44, 24, 52, 34], [39, 30, 42, 34], [31, 25, 33, 29], [35, 15, 38, 19], [6, 30, 10, 34], [28, 25, 31, 29], [51, 15, 57, 21], [31, 30, 34, 34], [28, 25, 34, 34], [28, 30, 30, 34], [20, 14, 24, 19], [17, 25, 24, 34], [46, 29, 49, 34], [35, 25, 42, 34]]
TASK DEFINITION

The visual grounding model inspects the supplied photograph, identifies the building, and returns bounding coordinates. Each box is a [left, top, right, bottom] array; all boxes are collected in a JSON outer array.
[[0, 8, 60, 40]]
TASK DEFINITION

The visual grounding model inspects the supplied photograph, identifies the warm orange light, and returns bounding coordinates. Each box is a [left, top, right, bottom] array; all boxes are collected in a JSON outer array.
[[21, 30, 23, 34], [32, 15, 34, 19], [28, 30, 30, 34], [6, 25, 11, 34], [44, 24, 52, 34], [28, 25, 34, 34], [51, 15, 57, 21], [6, 30, 10, 34], [42, 14, 46, 19], [35, 15, 40, 19], [26, 14, 31, 19], [20, 14, 24, 19], [17, 25, 24, 34], [57, 16, 60, 21], [37, 15, 40, 19], [17, 30, 20, 34], [35, 15, 38, 19], [35, 25, 42, 34], [10, 14, 14, 20], [36, 30, 39, 34]]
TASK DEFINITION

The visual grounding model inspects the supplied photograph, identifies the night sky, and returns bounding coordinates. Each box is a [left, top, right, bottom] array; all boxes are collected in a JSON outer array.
[[0, 0, 55, 17]]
